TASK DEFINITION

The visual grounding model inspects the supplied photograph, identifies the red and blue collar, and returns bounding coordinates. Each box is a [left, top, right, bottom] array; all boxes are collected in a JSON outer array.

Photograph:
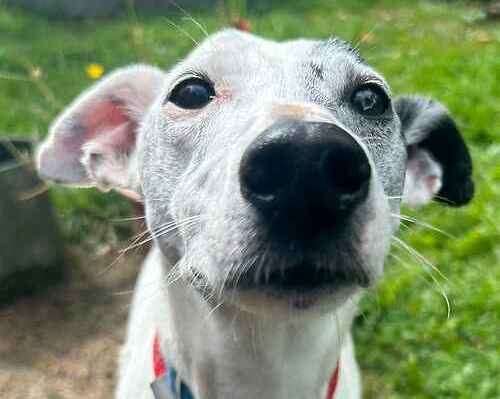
[[151, 334, 194, 399], [151, 333, 340, 399]]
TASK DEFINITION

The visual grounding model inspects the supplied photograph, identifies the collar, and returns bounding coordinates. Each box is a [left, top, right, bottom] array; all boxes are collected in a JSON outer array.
[[150, 333, 195, 399], [151, 333, 340, 399]]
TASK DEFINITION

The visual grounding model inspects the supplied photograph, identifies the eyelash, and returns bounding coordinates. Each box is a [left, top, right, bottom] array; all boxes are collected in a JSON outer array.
[[175, 70, 213, 88]]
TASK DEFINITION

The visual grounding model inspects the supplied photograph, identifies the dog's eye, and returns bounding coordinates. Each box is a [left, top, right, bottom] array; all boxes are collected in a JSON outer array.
[[351, 84, 389, 117], [168, 77, 215, 109]]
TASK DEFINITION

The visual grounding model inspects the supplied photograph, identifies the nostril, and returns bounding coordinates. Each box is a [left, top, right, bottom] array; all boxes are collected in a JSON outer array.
[[240, 141, 295, 204], [321, 142, 371, 196], [323, 150, 371, 194]]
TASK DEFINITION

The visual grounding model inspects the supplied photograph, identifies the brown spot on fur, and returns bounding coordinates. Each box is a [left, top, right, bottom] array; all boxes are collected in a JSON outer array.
[[271, 104, 309, 120]]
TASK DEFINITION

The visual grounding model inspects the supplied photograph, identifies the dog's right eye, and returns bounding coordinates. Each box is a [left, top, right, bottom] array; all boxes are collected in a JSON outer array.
[[168, 77, 215, 110]]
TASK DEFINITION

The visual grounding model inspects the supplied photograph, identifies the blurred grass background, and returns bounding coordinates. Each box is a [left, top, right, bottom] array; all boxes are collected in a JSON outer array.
[[0, 0, 498, 397]]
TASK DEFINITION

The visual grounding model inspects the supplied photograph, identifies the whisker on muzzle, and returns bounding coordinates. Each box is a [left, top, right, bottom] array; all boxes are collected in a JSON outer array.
[[101, 215, 202, 276], [390, 236, 451, 318], [391, 213, 455, 238]]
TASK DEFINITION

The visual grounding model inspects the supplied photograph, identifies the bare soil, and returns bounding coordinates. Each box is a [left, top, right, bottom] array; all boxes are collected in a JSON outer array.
[[0, 247, 143, 399]]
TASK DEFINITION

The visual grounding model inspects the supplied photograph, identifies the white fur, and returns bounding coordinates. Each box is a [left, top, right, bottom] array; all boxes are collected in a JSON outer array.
[[117, 247, 361, 399]]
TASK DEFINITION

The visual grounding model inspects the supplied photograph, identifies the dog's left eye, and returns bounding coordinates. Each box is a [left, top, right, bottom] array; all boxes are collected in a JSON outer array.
[[351, 83, 389, 117], [168, 77, 215, 109]]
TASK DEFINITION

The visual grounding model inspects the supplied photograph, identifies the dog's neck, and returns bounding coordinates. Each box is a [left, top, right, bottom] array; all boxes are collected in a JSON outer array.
[[156, 252, 359, 399]]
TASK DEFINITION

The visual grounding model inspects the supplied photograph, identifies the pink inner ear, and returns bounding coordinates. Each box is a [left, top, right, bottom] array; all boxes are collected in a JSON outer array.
[[38, 98, 137, 185], [424, 175, 441, 196], [83, 98, 136, 153], [79, 99, 139, 189], [404, 148, 443, 207]]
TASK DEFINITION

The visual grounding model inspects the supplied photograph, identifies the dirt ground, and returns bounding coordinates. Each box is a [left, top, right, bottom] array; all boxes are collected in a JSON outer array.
[[0, 247, 144, 399]]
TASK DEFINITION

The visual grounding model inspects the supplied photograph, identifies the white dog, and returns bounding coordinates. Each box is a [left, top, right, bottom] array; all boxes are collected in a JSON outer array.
[[37, 30, 473, 399]]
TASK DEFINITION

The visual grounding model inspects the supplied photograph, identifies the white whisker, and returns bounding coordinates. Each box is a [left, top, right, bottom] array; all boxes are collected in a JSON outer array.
[[164, 17, 199, 46], [110, 215, 146, 222], [392, 213, 454, 238], [391, 237, 451, 318]]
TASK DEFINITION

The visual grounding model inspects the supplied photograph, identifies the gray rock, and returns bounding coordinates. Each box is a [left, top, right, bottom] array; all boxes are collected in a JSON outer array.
[[0, 139, 63, 303]]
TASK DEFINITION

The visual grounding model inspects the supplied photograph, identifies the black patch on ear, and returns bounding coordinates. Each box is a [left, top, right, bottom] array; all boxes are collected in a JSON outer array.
[[395, 96, 474, 206], [420, 116, 474, 206]]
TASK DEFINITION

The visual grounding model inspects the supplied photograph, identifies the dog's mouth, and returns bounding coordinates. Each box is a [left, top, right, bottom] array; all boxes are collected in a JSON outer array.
[[195, 260, 369, 296], [189, 259, 369, 311], [244, 262, 366, 292]]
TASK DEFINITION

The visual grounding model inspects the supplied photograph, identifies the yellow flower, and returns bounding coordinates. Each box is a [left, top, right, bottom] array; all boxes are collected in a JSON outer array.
[[86, 63, 104, 80], [30, 66, 43, 80]]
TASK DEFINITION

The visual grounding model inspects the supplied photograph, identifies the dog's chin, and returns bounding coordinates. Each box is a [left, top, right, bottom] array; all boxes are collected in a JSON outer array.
[[230, 283, 361, 317]]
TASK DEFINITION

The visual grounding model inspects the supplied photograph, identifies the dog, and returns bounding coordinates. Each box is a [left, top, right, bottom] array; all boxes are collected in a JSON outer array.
[[36, 29, 474, 399]]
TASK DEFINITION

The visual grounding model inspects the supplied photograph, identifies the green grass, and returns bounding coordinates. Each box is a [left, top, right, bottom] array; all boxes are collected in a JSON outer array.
[[1, 1, 498, 397]]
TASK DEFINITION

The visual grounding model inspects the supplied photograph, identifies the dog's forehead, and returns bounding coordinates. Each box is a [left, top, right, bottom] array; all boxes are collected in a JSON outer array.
[[172, 29, 368, 83]]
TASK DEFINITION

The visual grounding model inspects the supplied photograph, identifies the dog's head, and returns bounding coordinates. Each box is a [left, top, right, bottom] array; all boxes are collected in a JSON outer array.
[[38, 30, 473, 315]]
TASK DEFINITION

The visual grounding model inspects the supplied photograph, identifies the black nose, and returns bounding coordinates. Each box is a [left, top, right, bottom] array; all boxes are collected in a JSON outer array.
[[239, 119, 371, 237]]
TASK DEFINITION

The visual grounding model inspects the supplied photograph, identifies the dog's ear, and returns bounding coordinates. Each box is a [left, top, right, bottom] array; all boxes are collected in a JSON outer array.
[[37, 64, 165, 200], [394, 96, 474, 207]]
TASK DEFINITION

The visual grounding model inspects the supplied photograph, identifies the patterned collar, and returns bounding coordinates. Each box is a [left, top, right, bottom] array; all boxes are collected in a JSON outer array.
[[151, 333, 340, 399]]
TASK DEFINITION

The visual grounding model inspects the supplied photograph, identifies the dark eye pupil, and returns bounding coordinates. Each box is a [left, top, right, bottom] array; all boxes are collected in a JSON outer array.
[[169, 78, 215, 109], [359, 91, 376, 111], [351, 85, 389, 116]]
